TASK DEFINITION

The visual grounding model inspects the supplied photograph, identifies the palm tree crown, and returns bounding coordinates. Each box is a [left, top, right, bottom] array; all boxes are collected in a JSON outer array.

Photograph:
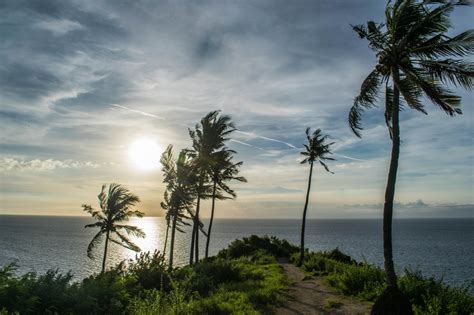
[[300, 128, 335, 172], [83, 183, 145, 273], [349, 0, 473, 138], [210, 149, 247, 198]]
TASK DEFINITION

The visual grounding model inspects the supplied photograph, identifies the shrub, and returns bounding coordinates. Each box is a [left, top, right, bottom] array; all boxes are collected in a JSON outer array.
[[325, 263, 386, 300], [218, 235, 299, 259], [124, 250, 169, 292], [399, 270, 474, 315]]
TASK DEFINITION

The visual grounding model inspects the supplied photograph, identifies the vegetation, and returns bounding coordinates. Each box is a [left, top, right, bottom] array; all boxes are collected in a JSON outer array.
[[82, 183, 145, 274], [349, 0, 473, 312], [298, 128, 334, 265], [0, 237, 287, 315], [292, 249, 474, 315], [1, 235, 472, 314]]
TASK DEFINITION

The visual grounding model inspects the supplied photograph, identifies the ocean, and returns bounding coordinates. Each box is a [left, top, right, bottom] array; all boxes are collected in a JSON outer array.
[[0, 216, 472, 290]]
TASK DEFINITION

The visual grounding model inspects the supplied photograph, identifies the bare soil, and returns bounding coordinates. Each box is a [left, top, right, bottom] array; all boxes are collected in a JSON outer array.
[[274, 261, 372, 315]]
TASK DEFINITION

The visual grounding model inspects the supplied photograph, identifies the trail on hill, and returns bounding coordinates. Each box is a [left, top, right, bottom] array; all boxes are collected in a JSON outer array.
[[275, 261, 372, 315]]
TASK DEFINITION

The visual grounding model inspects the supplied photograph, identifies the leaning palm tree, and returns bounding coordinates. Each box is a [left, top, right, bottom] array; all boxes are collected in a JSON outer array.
[[205, 149, 246, 259], [188, 110, 236, 263], [299, 128, 334, 265], [349, 1, 473, 312], [83, 183, 145, 274], [160, 145, 200, 269]]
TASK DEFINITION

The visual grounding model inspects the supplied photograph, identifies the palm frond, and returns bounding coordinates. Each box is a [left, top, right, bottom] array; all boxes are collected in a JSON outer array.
[[348, 104, 364, 138], [354, 69, 383, 108], [402, 64, 462, 115], [116, 224, 145, 238], [417, 58, 474, 89], [86, 231, 103, 259], [111, 231, 141, 252]]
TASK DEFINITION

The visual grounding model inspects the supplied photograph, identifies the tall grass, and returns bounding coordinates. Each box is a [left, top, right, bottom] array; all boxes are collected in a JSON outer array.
[[293, 250, 474, 315]]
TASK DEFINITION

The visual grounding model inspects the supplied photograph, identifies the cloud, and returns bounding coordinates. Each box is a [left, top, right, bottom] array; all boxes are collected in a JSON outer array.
[[0, 0, 472, 216], [0, 157, 100, 172], [35, 18, 84, 36]]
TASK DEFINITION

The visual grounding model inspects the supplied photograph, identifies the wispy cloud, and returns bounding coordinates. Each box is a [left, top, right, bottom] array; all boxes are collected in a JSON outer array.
[[0, 158, 100, 172], [36, 18, 84, 36]]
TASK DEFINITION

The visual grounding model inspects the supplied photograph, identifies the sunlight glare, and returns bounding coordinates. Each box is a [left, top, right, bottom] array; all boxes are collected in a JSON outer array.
[[128, 138, 162, 170]]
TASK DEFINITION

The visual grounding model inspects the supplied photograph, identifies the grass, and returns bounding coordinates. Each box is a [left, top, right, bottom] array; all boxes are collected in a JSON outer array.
[[292, 250, 474, 315], [325, 298, 343, 310]]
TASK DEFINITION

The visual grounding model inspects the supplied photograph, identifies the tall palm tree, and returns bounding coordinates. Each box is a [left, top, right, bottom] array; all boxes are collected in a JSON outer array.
[[299, 128, 334, 264], [160, 145, 197, 269], [349, 0, 473, 312], [83, 183, 145, 274], [205, 149, 247, 259], [188, 110, 236, 263]]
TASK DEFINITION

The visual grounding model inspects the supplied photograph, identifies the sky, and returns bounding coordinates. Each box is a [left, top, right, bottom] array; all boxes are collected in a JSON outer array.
[[0, 0, 473, 219]]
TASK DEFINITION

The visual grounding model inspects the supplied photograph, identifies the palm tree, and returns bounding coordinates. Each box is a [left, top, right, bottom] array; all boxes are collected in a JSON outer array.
[[299, 128, 334, 264], [188, 110, 236, 263], [160, 145, 197, 269], [205, 149, 247, 259], [349, 0, 473, 312], [83, 183, 145, 274]]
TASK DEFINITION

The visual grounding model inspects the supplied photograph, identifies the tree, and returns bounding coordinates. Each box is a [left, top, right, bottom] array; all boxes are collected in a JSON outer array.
[[299, 128, 334, 264], [349, 1, 473, 313], [205, 149, 247, 259], [188, 110, 236, 263], [160, 145, 197, 270], [83, 183, 145, 274]]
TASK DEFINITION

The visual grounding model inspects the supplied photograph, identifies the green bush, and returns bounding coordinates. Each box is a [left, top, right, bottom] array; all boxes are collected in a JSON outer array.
[[124, 250, 169, 292], [218, 235, 299, 259]]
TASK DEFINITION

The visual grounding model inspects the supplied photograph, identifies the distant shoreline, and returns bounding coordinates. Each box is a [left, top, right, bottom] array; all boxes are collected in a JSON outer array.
[[1, 214, 473, 220]]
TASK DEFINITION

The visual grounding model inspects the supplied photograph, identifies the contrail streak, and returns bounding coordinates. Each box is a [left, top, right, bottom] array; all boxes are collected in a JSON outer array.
[[111, 104, 165, 120], [229, 139, 264, 150], [235, 130, 296, 149], [333, 153, 367, 162]]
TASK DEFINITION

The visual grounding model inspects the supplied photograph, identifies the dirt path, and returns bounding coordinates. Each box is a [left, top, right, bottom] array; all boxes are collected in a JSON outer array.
[[275, 261, 372, 315]]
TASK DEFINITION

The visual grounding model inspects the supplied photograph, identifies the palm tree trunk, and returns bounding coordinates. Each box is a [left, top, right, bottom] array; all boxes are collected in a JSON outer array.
[[163, 220, 170, 257], [205, 179, 218, 259], [101, 230, 110, 274], [383, 69, 401, 288], [189, 214, 195, 265], [300, 161, 314, 264], [169, 216, 177, 271], [194, 194, 201, 262]]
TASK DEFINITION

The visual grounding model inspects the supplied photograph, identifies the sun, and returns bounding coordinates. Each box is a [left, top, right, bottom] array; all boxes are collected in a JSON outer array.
[[128, 138, 162, 171]]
